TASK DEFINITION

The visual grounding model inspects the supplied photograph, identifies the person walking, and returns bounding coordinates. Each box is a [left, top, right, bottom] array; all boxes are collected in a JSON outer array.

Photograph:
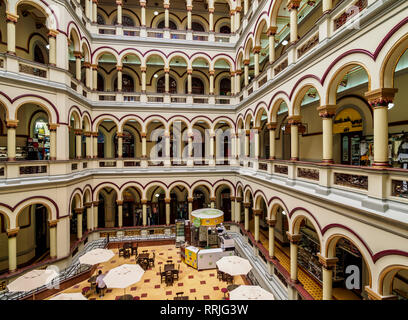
[[95, 270, 107, 298]]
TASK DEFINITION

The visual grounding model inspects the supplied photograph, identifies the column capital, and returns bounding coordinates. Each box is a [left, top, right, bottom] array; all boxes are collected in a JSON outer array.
[[92, 200, 100, 206], [230, 71, 236, 76], [48, 220, 58, 228], [116, 132, 124, 138], [92, 0, 98, 3], [74, 207, 84, 214], [116, 0, 123, 5], [141, 199, 148, 205], [141, 132, 147, 138], [252, 46, 262, 54], [187, 69, 193, 74], [164, 3, 170, 9], [186, 5, 193, 11], [48, 29, 59, 38], [230, 196, 236, 201], [84, 202, 92, 208], [91, 64, 98, 70], [267, 26, 278, 36], [116, 200, 124, 205], [209, 197, 216, 202], [7, 228, 19, 238], [73, 51, 83, 59], [83, 131, 92, 137], [229, 9, 236, 16], [209, 70, 215, 76], [267, 219, 277, 227], [235, 6, 242, 12], [164, 67, 170, 73], [316, 253, 338, 269], [83, 62, 91, 68], [287, 115, 302, 125], [236, 70, 242, 75], [116, 65, 123, 71], [140, 66, 147, 72], [187, 197, 194, 203], [267, 122, 278, 130], [235, 197, 243, 202], [164, 198, 171, 204], [287, 0, 301, 11], [74, 129, 83, 136], [139, 0, 146, 7], [253, 209, 263, 216], [365, 88, 398, 108], [317, 105, 337, 118], [208, 7, 215, 13], [286, 232, 302, 244], [6, 12, 19, 23], [48, 123, 59, 131], [6, 120, 19, 128], [91, 131, 99, 137], [243, 59, 250, 66], [243, 202, 251, 208]]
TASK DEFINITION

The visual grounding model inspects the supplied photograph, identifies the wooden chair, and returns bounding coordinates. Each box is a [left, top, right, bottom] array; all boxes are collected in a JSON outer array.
[[165, 271, 174, 286], [148, 252, 155, 267], [173, 264, 180, 281], [131, 244, 138, 256], [118, 248, 125, 258], [123, 249, 131, 259], [225, 274, 233, 284], [217, 268, 224, 280]]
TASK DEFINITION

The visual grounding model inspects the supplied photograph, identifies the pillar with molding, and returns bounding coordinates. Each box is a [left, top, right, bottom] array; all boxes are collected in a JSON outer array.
[[243, 202, 250, 230], [187, 197, 193, 220], [117, 132, 123, 158], [74, 129, 83, 159], [317, 253, 338, 300], [287, 116, 301, 161], [142, 200, 147, 226], [93, 201, 99, 229], [230, 196, 235, 221], [253, 209, 262, 242], [117, 200, 123, 227], [140, 0, 146, 27], [235, 197, 242, 223], [6, 13, 18, 54], [286, 232, 302, 282], [317, 105, 337, 163], [74, 51, 82, 81], [267, 27, 277, 64], [116, 65, 123, 92], [243, 60, 250, 86], [210, 197, 216, 209], [140, 66, 147, 93], [267, 122, 277, 160], [75, 208, 84, 240], [92, 132, 99, 158], [48, 30, 58, 66], [253, 46, 261, 77], [7, 228, 19, 272], [6, 120, 18, 161], [267, 219, 276, 258], [91, 65, 98, 90], [49, 220, 58, 258], [48, 124, 58, 160], [165, 198, 171, 225], [116, 0, 123, 25], [287, 0, 300, 44]]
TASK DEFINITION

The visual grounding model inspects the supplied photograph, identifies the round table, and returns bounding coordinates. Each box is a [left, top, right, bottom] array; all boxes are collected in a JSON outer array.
[[227, 284, 240, 292], [118, 294, 133, 300]]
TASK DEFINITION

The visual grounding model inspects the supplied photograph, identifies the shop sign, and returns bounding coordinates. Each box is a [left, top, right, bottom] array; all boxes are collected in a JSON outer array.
[[334, 108, 363, 134]]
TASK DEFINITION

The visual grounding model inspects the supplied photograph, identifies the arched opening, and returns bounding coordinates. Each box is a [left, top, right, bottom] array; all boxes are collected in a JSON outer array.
[[192, 185, 211, 210], [114, 74, 135, 92], [192, 121, 210, 164], [146, 186, 166, 225], [219, 78, 231, 96], [158, 19, 177, 30], [170, 186, 189, 222], [16, 104, 50, 160], [146, 120, 166, 165], [97, 187, 118, 228], [114, 129, 135, 158], [219, 25, 231, 34], [122, 187, 142, 227], [16, 203, 50, 267], [96, 53, 117, 92], [97, 120, 118, 158], [214, 121, 232, 164], [192, 21, 205, 32], [157, 75, 177, 94], [215, 185, 232, 221]]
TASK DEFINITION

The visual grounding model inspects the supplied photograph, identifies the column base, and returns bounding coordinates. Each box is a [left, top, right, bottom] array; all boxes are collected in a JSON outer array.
[[7, 157, 16, 161], [290, 157, 299, 161], [50, 157, 57, 161], [372, 162, 390, 168], [321, 159, 334, 164]]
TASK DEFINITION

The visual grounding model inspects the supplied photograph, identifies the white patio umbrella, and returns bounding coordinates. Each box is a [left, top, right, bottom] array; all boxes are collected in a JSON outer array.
[[49, 292, 88, 300], [7, 269, 59, 300], [229, 285, 275, 300], [216, 256, 252, 276], [103, 264, 145, 297], [79, 248, 115, 265]]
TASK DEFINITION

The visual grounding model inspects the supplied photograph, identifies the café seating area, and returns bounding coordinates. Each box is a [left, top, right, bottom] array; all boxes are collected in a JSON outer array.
[[48, 244, 248, 300]]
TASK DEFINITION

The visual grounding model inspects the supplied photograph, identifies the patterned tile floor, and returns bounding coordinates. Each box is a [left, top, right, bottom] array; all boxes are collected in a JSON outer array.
[[47, 244, 247, 300]]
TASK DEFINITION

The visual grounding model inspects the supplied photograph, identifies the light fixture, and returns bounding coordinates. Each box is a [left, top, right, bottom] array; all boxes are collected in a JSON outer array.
[[281, 125, 286, 131], [248, 76, 251, 80], [155, 193, 160, 197], [282, 210, 286, 215], [46, 44, 50, 50], [154, 74, 158, 78], [282, 40, 288, 46], [388, 103, 395, 110], [154, 11, 159, 15]]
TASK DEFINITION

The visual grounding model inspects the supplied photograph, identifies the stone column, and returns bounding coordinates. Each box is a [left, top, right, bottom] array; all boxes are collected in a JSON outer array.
[[209, 132, 215, 165], [243, 202, 250, 231], [236, 70, 242, 92], [317, 105, 337, 163], [186, 3, 193, 30], [230, 71, 236, 95], [235, 197, 242, 223], [235, 6, 241, 31], [93, 201, 99, 229], [84, 63, 91, 88], [267, 122, 277, 159], [245, 130, 250, 157], [116, 65, 123, 92], [84, 203, 92, 231], [6, 120, 18, 161], [209, 70, 215, 95], [288, 1, 300, 44], [164, 68, 170, 93], [230, 10, 235, 33], [322, 0, 333, 13], [165, 198, 171, 225], [7, 228, 19, 272], [117, 200, 123, 227], [48, 220, 58, 258], [84, 131, 91, 158], [267, 219, 277, 258], [164, 1, 170, 28], [243, 60, 249, 86], [140, 66, 147, 93], [187, 197, 193, 220], [286, 232, 302, 282], [85, 0, 90, 19], [317, 253, 338, 300], [74, 51, 82, 82], [253, 126, 260, 159], [244, 0, 248, 15], [48, 124, 58, 160], [141, 132, 147, 159], [6, 13, 18, 54], [75, 129, 83, 159], [209, 7, 214, 32], [164, 131, 171, 165], [365, 88, 398, 167], [187, 69, 193, 94], [253, 209, 262, 242], [210, 197, 216, 209], [230, 196, 236, 221], [92, 132, 99, 158], [267, 27, 277, 64], [75, 208, 84, 240], [141, 200, 147, 226], [91, 64, 98, 90], [48, 30, 58, 66], [116, 0, 123, 25], [253, 46, 261, 78], [92, 0, 98, 23], [117, 132, 123, 158], [287, 116, 301, 161], [140, 1, 146, 27]]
